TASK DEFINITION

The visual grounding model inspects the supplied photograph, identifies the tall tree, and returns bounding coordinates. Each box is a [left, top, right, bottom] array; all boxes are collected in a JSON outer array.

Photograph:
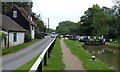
[[38, 20, 46, 32], [56, 21, 78, 33], [80, 4, 102, 35]]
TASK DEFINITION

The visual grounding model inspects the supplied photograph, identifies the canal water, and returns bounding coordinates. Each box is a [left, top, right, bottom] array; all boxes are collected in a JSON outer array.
[[83, 44, 119, 70]]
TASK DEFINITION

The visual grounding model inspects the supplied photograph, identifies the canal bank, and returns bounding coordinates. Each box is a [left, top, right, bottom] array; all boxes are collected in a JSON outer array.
[[83, 44, 119, 70], [64, 39, 114, 71], [105, 42, 120, 48], [106, 41, 120, 46]]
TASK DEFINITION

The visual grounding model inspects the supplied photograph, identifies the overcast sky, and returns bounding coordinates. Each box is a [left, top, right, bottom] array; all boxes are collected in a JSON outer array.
[[32, 0, 114, 29]]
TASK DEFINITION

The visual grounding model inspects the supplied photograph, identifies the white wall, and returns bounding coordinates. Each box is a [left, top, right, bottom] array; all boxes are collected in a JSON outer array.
[[31, 25, 35, 39], [9, 32, 25, 47]]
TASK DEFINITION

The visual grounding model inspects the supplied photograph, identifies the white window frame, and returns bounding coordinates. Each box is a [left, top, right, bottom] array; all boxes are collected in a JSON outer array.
[[13, 11, 17, 18]]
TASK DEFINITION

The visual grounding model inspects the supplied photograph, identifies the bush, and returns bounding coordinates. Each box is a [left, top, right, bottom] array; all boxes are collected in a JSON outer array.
[[0, 33, 7, 42], [35, 32, 44, 39], [24, 31, 32, 43], [116, 36, 120, 42]]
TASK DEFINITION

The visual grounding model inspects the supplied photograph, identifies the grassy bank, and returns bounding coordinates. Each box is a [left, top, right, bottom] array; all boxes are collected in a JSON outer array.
[[43, 38, 65, 70], [64, 39, 113, 71], [106, 41, 120, 46], [16, 53, 41, 71], [2, 39, 40, 55]]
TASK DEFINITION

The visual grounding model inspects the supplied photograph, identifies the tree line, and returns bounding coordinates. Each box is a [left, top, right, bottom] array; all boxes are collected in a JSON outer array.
[[56, 4, 120, 41]]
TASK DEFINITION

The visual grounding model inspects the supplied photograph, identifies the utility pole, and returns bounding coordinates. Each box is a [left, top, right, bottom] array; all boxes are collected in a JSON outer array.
[[12, 0, 13, 7], [48, 18, 49, 33]]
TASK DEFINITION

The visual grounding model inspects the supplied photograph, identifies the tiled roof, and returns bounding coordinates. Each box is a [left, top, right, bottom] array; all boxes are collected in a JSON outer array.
[[14, 5, 35, 26], [2, 15, 26, 32]]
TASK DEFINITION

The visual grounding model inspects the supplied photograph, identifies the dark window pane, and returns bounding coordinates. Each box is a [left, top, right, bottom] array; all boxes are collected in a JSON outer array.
[[13, 33, 17, 42]]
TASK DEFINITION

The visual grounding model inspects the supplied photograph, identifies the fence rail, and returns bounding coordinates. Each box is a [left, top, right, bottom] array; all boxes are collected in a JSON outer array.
[[29, 38, 56, 72]]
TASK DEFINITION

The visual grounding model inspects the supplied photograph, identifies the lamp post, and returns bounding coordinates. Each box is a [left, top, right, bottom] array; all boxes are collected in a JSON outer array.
[[48, 18, 49, 33]]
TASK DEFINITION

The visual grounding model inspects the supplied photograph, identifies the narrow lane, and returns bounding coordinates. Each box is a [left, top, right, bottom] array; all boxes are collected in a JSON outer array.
[[2, 36, 53, 70]]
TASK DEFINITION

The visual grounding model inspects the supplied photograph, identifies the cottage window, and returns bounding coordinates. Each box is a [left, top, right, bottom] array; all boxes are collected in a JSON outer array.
[[13, 33, 17, 42], [13, 11, 17, 18]]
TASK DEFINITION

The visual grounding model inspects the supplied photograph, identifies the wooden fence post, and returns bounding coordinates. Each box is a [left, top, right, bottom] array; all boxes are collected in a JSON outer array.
[[48, 48, 50, 58], [38, 61, 42, 72], [44, 53, 47, 66]]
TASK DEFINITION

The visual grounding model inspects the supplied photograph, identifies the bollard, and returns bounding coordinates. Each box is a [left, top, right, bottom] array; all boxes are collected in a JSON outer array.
[[44, 53, 47, 66], [92, 55, 96, 61], [38, 61, 42, 72]]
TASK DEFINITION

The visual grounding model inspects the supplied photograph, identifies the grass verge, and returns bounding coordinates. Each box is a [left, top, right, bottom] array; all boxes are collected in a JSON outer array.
[[106, 41, 120, 46], [2, 39, 40, 56], [16, 53, 41, 71], [64, 39, 113, 71], [43, 38, 65, 70]]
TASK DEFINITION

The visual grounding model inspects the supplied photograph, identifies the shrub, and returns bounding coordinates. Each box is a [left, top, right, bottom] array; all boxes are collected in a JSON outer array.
[[0, 33, 7, 42], [35, 32, 44, 39], [24, 31, 32, 43]]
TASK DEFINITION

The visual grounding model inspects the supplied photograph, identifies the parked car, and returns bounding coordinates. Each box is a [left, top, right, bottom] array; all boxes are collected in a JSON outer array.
[[77, 37, 88, 42]]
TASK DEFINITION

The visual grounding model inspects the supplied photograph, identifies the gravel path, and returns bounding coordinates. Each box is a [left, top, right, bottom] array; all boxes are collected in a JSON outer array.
[[60, 38, 85, 70]]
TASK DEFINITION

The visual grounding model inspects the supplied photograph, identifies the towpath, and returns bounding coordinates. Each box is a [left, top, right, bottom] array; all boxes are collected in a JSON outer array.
[[60, 38, 85, 70]]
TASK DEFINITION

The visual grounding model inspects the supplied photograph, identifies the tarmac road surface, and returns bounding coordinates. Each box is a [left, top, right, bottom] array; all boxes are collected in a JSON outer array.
[[2, 36, 53, 70]]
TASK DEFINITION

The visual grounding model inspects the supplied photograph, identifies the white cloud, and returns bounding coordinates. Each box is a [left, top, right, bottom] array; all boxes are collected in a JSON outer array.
[[32, 0, 114, 29]]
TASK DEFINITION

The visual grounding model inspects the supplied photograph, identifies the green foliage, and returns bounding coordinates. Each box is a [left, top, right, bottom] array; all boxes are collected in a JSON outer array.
[[32, 12, 41, 21], [31, 13, 47, 33], [0, 32, 7, 38], [24, 31, 32, 43], [35, 32, 44, 39], [107, 41, 120, 46], [80, 4, 104, 35], [79, 4, 119, 41], [56, 21, 79, 33], [0, 33, 7, 43], [64, 39, 114, 70], [38, 20, 46, 32]]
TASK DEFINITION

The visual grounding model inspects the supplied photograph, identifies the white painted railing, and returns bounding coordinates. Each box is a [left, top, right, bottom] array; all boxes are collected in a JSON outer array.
[[29, 38, 56, 72]]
